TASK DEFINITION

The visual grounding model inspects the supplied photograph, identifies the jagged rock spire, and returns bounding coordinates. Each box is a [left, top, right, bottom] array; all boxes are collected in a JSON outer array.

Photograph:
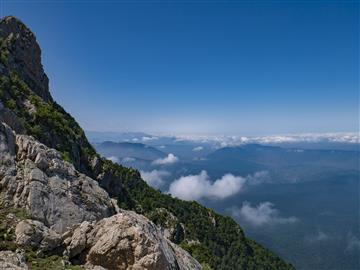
[[0, 16, 52, 102]]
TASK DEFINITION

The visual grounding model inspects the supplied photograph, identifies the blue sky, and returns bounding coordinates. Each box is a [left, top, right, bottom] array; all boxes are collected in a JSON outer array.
[[1, 1, 358, 135]]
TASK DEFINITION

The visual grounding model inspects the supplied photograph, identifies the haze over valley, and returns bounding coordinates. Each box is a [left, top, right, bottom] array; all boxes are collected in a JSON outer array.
[[91, 131, 360, 270]]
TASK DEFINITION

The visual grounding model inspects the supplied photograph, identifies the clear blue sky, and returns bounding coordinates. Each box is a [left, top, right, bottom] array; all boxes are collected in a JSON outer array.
[[1, 1, 358, 135]]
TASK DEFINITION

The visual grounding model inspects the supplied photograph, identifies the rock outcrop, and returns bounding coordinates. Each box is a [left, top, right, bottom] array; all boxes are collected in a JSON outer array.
[[15, 219, 62, 253], [64, 210, 201, 270], [0, 122, 201, 269], [0, 122, 115, 233]]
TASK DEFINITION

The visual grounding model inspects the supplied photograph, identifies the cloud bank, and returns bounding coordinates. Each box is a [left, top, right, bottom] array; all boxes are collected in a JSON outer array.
[[192, 146, 204, 151], [171, 132, 359, 148], [140, 170, 170, 189], [152, 153, 179, 165], [168, 171, 246, 200], [231, 201, 298, 226]]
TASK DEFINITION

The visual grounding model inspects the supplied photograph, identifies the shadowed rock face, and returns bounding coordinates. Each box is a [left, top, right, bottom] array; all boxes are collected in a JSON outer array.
[[0, 16, 51, 102]]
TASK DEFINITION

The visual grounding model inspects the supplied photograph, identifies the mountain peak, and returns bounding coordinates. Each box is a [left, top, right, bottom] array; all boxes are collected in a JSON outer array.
[[0, 16, 51, 101]]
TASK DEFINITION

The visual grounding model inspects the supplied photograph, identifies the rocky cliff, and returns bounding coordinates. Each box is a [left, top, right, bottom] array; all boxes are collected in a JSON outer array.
[[0, 16, 294, 270], [0, 16, 50, 102]]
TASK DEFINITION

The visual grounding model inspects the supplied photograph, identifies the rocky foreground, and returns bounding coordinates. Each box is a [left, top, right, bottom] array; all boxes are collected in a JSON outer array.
[[0, 121, 201, 269]]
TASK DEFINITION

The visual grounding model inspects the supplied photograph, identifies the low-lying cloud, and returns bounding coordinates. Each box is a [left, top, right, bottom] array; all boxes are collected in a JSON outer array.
[[171, 132, 360, 148], [231, 201, 298, 226], [192, 146, 204, 151], [142, 136, 158, 142], [152, 153, 179, 165], [168, 171, 246, 200], [140, 170, 170, 189], [167, 170, 270, 201], [106, 156, 119, 163]]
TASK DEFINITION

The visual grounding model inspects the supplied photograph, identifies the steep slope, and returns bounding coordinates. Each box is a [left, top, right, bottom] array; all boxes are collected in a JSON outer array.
[[0, 16, 294, 270]]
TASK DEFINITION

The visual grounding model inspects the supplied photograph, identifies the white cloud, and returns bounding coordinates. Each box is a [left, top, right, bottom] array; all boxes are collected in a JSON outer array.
[[231, 201, 298, 226], [170, 132, 360, 148], [140, 170, 170, 189], [192, 146, 204, 151], [159, 145, 166, 149], [152, 153, 179, 165], [168, 171, 246, 200], [142, 136, 158, 142], [122, 157, 135, 163], [106, 156, 119, 163]]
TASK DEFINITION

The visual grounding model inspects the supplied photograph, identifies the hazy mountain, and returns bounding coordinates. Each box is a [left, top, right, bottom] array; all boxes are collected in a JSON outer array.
[[95, 141, 167, 161], [86, 131, 153, 143]]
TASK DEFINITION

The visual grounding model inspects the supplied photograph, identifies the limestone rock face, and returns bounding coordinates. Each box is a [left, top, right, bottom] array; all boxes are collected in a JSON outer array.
[[0, 122, 115, 233], [0, 16, 51, 102], [15, 219, 62, 252], [64, 210, 201, 270], [0, 250, 27, 270]]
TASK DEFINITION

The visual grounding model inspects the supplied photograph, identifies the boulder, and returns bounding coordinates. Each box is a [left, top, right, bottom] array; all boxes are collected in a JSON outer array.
[[15, 219, 62, 252], [64, 210, 201, 270]]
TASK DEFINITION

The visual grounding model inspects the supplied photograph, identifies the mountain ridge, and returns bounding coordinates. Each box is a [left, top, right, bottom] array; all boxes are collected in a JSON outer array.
[[0, 16, 293, 270], [95, 141, 167, 161]]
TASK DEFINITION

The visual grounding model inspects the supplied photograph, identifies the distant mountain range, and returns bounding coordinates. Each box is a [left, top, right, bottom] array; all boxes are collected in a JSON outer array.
[[86, 131, 153, 143], [94, 141, 166, 161]]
